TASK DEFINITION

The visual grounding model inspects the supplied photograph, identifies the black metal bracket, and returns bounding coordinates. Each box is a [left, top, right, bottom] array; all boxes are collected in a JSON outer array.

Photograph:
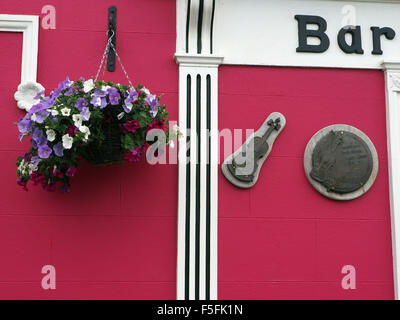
[[107, 6, 117, 72]]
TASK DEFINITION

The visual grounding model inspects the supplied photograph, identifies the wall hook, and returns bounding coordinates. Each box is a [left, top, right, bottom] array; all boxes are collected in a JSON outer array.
[[107, 6, 117, 72]]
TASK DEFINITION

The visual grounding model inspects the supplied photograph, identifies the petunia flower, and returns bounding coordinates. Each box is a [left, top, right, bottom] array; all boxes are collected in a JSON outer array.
[[72, 114, 83, 127], [107, 87, 121, 105], [66, 166, 77, 177], [80, 107, 91, 121], [140, 87, 150, 96], [62, 134, 73, 149], [123, 88, 139, 113], [122, 120, 140, 133], [124, 147, 144, 163], [61, 107, 71, 116], [53, 142, 64, 157], [34, 110, 50, 124], [79, 125, 90, 141], [46, 129, 56, 142], [67, 125, 79, 137], [90, 90, 108, 109], [17, 119, 32, 134], [75, 98, 89, 111], [38, 144, 52, 159], [83, 79, 95, 93], [146, 94, 159, 118]]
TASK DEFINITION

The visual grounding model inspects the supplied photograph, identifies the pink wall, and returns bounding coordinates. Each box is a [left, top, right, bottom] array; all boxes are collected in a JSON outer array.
[[0, 0, 396, 300], [218, 66, 394, 300], [0, 0, 178, 299]]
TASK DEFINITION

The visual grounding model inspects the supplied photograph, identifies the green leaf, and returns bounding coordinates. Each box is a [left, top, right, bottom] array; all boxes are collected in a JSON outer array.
[[121, 134, 135, 151]]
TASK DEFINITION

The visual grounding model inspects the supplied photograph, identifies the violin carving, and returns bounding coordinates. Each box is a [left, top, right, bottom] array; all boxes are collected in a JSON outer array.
[[222, 112, 286, 189]]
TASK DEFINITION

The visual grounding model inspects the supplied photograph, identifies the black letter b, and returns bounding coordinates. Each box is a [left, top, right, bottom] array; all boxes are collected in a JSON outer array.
[[295, 15, 330, 53]]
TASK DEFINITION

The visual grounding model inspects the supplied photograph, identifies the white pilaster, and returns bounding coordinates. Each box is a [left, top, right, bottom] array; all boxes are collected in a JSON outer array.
[[382, 61, 400, 300], [176, 0, 222, 301]]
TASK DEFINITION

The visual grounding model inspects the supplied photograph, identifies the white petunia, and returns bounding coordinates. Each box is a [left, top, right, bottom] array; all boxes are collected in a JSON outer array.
[[62, 134, 73, 149], [170, 125, 184, 139], [101, 85, 111, 91], [72, 114, 82, 127], [61, 107, 71, 117], [31, 113, 37, 122], [83, 79, 95, 93], [46, 129, 56, 142], [50, 109, 59, 116], [117, 112, 125, 120], [140, 87, 150, 96], [79, 125, 90, 141], [28, 163, 35, 175]]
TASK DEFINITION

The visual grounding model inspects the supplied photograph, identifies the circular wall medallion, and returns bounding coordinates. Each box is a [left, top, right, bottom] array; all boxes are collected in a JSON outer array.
[[304, 124, 379, 201]]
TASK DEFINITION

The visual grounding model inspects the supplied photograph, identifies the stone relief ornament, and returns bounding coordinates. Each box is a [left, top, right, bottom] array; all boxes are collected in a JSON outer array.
[[304, 124, 379, 201], [222, 112, 286, 189], [390, 74, 400, 92], [14, 82, 45, 112]]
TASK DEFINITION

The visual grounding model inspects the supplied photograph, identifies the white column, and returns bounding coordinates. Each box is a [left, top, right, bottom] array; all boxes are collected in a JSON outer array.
[[175, 55, 223, 300], [382, 61, 400, 300]]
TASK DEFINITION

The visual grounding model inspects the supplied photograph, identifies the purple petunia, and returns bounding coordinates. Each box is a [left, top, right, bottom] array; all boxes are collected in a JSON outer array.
[[146, 94, 159, 118], [75, 98, 89, 111], [33, 91, 44, 100], [32, 127, 44, 142], [17, 119, 32, 134], [34, 110, 50, 124], [107, 87, 121, 105], [31, 156, 39, 167], [90, 90, 107, 109], [123, 88, 138, 113], [64, 88, 76, 96], [38, 144, 52, 159], [80, 106, 91, 121], [53, 142, 64, 157]]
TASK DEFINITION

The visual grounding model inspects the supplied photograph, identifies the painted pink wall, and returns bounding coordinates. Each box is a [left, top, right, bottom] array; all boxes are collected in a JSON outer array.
[[218, 66, 394, 300], [0, 0, 178, 299]]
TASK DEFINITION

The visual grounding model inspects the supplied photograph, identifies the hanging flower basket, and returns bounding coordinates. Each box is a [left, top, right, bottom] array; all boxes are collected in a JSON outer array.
[[15, 77, 179, 193]]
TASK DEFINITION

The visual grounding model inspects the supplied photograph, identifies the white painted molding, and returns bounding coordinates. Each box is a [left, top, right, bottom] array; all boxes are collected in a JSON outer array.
[[176, 0, 222, 301], [175, 54, 224, 67], [213, 0, 400, 69], [0, 15, 39, 85], [382, 60, 400, 300]]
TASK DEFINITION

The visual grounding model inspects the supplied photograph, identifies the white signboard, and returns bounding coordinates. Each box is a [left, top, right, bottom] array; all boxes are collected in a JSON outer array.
[[214, 0, 400, 69]]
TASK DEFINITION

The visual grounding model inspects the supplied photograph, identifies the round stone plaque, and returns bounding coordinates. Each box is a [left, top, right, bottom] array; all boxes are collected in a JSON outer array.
[[304, 124, 378, 201]]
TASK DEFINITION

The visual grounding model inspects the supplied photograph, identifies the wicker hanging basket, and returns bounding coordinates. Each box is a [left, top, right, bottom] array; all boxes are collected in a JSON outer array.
[[79, 120, 125, 166]]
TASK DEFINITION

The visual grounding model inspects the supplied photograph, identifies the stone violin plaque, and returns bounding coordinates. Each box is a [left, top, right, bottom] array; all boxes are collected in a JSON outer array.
[[304, 125, 379, 201], [222, 112, 286, 189]]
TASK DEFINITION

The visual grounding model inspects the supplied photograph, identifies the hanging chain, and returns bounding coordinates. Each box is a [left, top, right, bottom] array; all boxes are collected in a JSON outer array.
[[94, 29, 133, 87]]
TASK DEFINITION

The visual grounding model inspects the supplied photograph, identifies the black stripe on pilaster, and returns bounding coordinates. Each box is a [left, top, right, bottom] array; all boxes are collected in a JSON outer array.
[[210, 0, 216, 54], [195, 74, 201, 300], [185, 0, 191, 53], [197, 0, 205, 54], [205, 74, 211, 300], [184, 75, 191, 300]]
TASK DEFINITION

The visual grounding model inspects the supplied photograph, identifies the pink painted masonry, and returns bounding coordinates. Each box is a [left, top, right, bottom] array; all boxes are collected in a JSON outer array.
[[1, 0, 399, 300]]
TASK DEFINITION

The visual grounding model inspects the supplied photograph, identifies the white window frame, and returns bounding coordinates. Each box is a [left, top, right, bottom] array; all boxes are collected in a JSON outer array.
[[0, 14, 39, 84]]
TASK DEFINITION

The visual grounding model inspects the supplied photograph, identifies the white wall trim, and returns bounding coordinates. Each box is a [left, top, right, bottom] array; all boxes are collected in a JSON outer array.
[[176, 0, 222, 301], [0, 14, 39, 84], [175, 54, 224, 67], [382, 60, 400, 300]]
